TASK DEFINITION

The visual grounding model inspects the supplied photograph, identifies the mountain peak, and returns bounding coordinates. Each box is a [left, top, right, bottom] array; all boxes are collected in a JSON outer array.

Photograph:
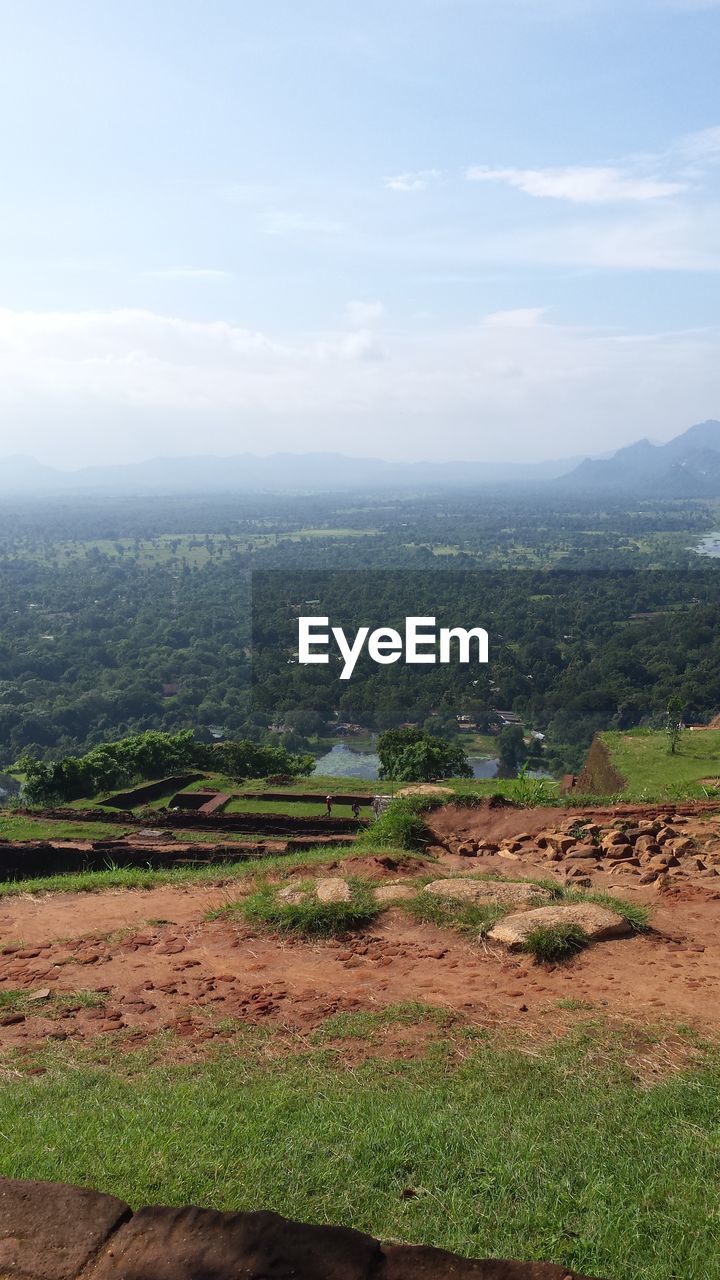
[[562, 420, 720, 496]]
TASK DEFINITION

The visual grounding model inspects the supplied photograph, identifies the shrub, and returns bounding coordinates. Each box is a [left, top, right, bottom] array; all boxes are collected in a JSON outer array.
[[377, 728, 472, 782], [357, 797, 431, 851]]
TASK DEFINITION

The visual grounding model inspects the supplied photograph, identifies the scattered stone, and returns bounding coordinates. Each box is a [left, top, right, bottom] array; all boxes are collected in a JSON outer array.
[[602, 831, 630, 848], [28, 988, 51, 1002], [564, 845, 597, 860], [277, 886, 311, 905], [648, 852, 677, 869], [552, 836, 576, 854], [635, 835, 659, 854], [562, 872, 593, 887], [316, 878, 352, 904], [455, 842, 477, 857]]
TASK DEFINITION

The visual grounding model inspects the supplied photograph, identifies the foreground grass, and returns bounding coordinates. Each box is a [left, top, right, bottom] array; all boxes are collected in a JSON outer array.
[[0, 1037, 718, 1280]]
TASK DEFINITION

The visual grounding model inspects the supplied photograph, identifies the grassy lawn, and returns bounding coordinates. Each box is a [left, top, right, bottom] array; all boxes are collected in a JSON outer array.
[[602, 729, 720, 798], [459, 732, 499, 755], [0, 815, 134, 841], [0, 1031, 717, 1280], [224, 798, 353, 817], [280, 774, 379, 795], [0, 813, 343, 846]]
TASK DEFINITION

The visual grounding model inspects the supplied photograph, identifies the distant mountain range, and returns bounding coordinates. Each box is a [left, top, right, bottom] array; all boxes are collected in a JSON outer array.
[[0, 450, 580, 494], [562, 420, 720, 497], [1, 420, 719, 495]]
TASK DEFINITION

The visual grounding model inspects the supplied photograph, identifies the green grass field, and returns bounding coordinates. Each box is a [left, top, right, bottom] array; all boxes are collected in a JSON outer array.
[[224, 798, 349, 816], [0, 814, 135, 841], [1, 527, 381, 568], [600, 729, 720, 799], [0, 1027, 717, 1280]]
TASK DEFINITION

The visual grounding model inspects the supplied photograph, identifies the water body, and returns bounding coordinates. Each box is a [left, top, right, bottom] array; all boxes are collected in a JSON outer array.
[[313, 742, 500, 781], [313, 743, 381, 779], [695, 532, 720, 558], [0, 773, 21, 801]]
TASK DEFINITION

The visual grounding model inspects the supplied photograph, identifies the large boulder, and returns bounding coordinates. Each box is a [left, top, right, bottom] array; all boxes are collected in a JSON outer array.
[[488, 902, 632, 948], [424, 880, 551, 908]]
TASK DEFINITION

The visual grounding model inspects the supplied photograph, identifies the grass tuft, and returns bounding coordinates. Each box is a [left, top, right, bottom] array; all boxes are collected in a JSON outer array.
[[404, 891, 506, 938], [523, 922, 590, 964], [228, 878, 381, 938], [563, 889, 652, 933]]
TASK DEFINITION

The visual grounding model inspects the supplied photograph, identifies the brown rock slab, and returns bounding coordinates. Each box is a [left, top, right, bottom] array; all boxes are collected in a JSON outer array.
[[424, 879, 551, 907], [92, 1206, 380, 1280], [380, 1241, 597, 1278], [489, 903, 632, 948], [0, 1177, 130, 1280], [0, 1179, 611, 1278]]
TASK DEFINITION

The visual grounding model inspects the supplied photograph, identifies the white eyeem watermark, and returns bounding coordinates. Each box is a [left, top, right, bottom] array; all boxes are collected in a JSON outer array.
[[297, 616, 489, 681]]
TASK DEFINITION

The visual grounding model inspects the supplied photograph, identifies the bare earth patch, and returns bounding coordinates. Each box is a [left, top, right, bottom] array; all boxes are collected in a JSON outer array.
[[0, 852, 718, 1066]]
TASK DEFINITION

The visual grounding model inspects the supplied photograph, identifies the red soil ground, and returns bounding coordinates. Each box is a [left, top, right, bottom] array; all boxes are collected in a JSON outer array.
[[0, 830, 718, 1064]]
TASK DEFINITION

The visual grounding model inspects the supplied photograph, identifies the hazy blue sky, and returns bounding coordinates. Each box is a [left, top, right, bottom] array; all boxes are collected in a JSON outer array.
[[1, 0, 720, 466]]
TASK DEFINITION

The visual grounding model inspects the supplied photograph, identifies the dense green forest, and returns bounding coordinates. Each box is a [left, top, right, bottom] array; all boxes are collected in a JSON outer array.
[[1, 489, 719, 773]]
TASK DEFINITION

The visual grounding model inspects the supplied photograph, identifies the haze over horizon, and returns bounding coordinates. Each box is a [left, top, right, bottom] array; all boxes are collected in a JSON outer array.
[[1, 0, 720, 467]]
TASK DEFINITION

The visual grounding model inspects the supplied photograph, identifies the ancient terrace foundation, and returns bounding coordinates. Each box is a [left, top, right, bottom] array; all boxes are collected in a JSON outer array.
[[0, 1178, 599, 1279]]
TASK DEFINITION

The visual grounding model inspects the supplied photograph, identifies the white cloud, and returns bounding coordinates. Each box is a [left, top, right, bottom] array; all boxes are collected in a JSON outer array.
[[465, 125, 720, 206], [467, 204, 720, 270], [674, 125, 720, 171], [483, 307, 547, 327], [466, 164, 687, 203], [385, 169, 441, 192], [345, 299, 385, 327], [0, 306, 718, 465]]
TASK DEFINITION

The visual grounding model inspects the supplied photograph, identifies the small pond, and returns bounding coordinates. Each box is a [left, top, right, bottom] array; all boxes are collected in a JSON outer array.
[[312, 741, 502, 782]]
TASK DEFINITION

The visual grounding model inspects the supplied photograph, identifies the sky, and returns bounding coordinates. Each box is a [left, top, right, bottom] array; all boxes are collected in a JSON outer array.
[[1, 0, 720, 467]]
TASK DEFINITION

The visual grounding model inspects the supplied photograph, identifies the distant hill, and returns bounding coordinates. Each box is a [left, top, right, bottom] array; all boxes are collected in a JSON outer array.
[[0, 450, 580, 495], [563, 420, 720, 497], [3, 422, 720, 496]]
